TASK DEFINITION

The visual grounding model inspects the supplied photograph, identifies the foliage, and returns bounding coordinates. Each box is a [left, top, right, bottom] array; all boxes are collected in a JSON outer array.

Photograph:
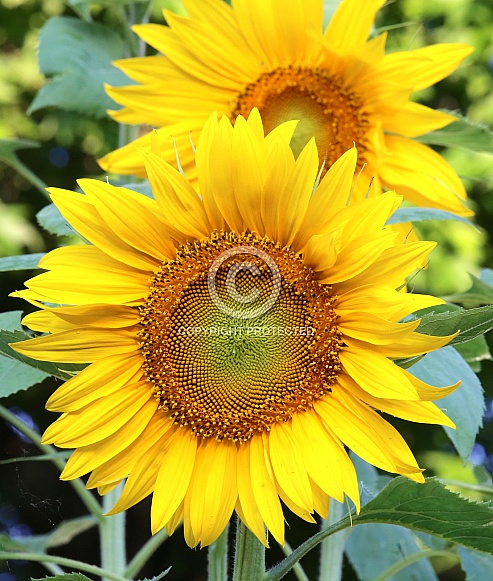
[[0, 0, 492, 580]]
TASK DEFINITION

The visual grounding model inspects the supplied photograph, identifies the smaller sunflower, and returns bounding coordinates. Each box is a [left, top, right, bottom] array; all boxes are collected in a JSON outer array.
[[100, 0, 473, 216], [13, 111, 458, 548]]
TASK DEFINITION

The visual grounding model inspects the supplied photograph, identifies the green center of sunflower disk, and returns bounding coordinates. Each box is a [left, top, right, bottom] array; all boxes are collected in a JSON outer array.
[[139, 232, 342, 442]]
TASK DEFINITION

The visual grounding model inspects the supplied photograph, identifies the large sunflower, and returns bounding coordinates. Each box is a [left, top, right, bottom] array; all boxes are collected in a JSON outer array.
[[13, 111, 457, 548], [99, 0, 473, 216]]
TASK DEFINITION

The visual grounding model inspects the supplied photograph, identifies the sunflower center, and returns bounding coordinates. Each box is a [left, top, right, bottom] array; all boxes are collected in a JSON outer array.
[[232, 66, 370, 169], [139, 232, 342, 442]]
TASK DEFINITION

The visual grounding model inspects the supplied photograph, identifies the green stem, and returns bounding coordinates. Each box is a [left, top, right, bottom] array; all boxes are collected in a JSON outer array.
[[101, 484, 127, 579], [265, 518, 351, 581], [0, 405, 104, 523], [124, 528, 169, 578], [319, 500, 349, 581], [233, 518, 266, 581], [0, 552, 129, 581], [43, 561, 64, 575], [208, 522, 229, 581], [279, 540, 309, 581], [374, 549, 457, 581]]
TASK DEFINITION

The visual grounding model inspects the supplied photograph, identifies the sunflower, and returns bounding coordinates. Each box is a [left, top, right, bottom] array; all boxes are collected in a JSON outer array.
[[99, 0, 473, 216], [13, 111, 458, 548]]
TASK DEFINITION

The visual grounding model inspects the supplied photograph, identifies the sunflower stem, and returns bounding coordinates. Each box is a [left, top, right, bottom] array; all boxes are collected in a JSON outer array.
[[101, 484, 127, 580], [319, 500, 349, 581], [208, 521, 229, 581], [233, 518, 266, 581]]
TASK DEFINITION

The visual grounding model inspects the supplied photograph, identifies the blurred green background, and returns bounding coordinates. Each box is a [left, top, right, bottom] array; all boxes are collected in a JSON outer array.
[[0, 0, 492, 579]]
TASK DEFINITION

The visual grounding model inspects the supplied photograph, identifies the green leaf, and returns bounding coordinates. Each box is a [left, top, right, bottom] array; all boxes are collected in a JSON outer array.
[[0, 139, 48, 196], [459, 547, 493, 580], [455, 335, 491, 371], [0, 323, 85, 398], [346, 524, 439, 581], [46, 516, 98, 549], [443, 274, 493, 307], [0, 253, 44, 272], [28, 17, 133, 118], [409, 346, 485, 460], [0, 311, 51, 397], [416, 305, 493, 345], [386, 207, 476, 229], [31, 575, 92, 581], [137, 571, 172, 581], [347, 456, 440, 580], [36, 203, 75, 237], [415, 112, 493, 154], [351, 477, 493, 554]]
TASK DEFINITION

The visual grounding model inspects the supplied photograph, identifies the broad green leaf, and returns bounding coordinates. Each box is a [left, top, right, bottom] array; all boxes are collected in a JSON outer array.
[[31, 575, 92, 581], [409, 346, 485, 460], [386, 207, 476, 229], [479, 268, 493, 287], [459, 547, 493, 580], [28, 17, 132, 118], [346, 524, 439, 581], [0, 326, 85, 397], [18, 518, 93, 554], [444, 274, 493, 307], [347, 456, 439, 580], [454, 335, 491, 372], [351, 477, 493, 554], [0, 253, 44, 272], [0, 139, 47, 196], [416, 305, 493, 345], [416, 112, 493, 154], [36, 203, 75, 237], [0, 311, 51, 397]]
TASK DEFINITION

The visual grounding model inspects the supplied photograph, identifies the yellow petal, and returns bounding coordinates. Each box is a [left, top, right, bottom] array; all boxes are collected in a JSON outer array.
[[318, 230, 397, 283], [43, 381, 152, 447], [60, 398, 158, 480], [150, 429, 197, 534], [269, 421, 313, 512], [377, 43, 474, 92], [294, 147, 357, 251], [86, 412, 173, 489], [383, 102, 457, 138], [337, 312, 420, 345], [324, 0, 386, 54], [340, 347, 419, 400], [46, 353, 143, 412], [237, 442, 269, 545], [188, 438, 238, 547], [292, 410, 359, 507], [249, 434, 285, 545], [12, 327, 139, 364], [337, 374, 456, 428], [78, 179, 177, 261], [48, 189, 160, 271], [139, 149, 211, 240]]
